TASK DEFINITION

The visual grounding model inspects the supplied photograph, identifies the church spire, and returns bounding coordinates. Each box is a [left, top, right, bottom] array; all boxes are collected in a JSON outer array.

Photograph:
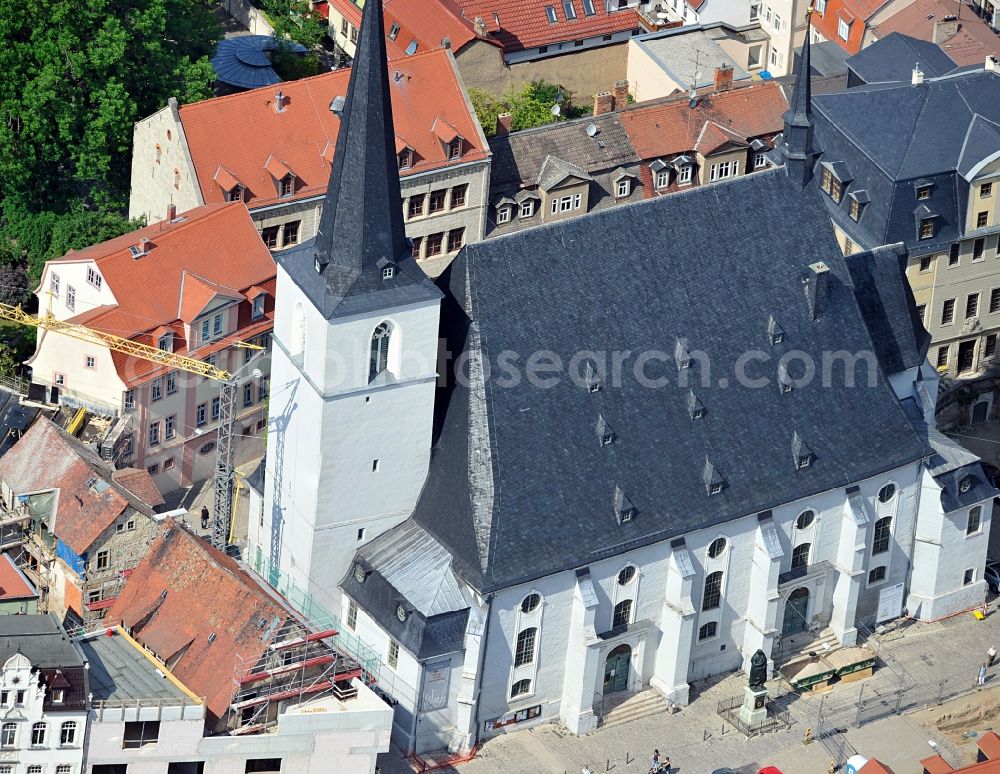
[[781, 9, 816, 188], [312, 0, 414, 303]]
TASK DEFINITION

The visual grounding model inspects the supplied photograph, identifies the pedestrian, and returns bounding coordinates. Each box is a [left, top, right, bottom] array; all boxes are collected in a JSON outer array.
[[980, 662, 988, 686], [652, 749, 660, 772], [990, 645, 997, 668], [200, 505, 209, 530]]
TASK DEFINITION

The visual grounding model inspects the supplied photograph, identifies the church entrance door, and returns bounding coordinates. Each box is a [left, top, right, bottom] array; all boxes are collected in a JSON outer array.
[[603, 644, 631, 695], [782, 587, 810, 635]]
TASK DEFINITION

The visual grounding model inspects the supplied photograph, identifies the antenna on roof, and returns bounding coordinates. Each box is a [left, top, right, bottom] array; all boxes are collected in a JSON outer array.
[[274, 90, 285, 113], [586, 123, 598, 137]]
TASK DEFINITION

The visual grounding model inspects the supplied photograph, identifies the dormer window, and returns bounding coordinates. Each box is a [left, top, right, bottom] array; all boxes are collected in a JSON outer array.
[[959, 475, 973, 493], [615, 178, 631, 198], [710, 482, 723, 495], [315, 255, 326, 273], [280, 175, 295, 198], [496, 204, 512, 224], [677, 164, 693, 185], [519, 200, 535, 218], [225, 185, 244, 203], [382, 266, 395, 280], [398, 148, 412, 170], [252, 295, 265, 319], [919, 217, 935, 240], [820, 167, 843, 203], [796, 454, 812, 470], [157, 333, 173, 352], [917, 184, 932, 200], [448, 139, 463, 160]]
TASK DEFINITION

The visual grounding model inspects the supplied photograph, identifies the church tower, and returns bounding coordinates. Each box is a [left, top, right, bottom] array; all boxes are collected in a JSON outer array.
[[257, 0, 443, 609], [779, 11, 816, 188]]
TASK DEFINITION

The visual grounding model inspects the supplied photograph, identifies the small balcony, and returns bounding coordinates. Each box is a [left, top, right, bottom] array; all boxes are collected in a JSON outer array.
[[638, 2, 683, 32]]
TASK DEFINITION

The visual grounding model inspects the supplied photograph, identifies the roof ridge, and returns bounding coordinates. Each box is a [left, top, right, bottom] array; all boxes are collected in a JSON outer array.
[[179, 47, 449, 115]]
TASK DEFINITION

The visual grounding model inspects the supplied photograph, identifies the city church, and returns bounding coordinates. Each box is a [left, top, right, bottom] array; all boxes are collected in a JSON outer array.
[[248, 0, 997, 756]]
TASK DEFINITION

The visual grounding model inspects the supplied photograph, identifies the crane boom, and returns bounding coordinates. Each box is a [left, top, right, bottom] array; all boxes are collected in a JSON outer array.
[[0, 301, 252, 551]]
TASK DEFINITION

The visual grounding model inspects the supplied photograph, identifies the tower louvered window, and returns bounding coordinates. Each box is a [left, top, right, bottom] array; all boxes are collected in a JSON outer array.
[[369, 322, 392, 382]]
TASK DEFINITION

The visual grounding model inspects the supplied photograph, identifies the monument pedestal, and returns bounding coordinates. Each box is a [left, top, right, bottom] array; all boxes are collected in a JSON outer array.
[[738, 685, 768, 727]]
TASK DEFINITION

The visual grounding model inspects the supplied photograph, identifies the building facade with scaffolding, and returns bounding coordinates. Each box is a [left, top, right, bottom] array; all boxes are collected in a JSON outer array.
[[0, 418, 163, 625]]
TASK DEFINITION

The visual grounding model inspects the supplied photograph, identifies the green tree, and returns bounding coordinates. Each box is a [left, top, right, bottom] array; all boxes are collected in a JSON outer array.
[[261, 0, 326, 48], [470, 80, 583, 137], [0, 0, 220, 215], [468, 88, 505, 136], [270, 39, 321, 81]]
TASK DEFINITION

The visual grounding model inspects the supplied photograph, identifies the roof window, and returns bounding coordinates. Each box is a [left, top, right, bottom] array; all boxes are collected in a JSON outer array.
[[405, 40, 418, 55], [613, 485, 636, 524], [388, 22, 401, 40], [545, 5, 558, 22], [596, 414, 615, 447]]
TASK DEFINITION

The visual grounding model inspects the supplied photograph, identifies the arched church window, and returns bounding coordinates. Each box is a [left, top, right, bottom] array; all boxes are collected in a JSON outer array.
[[369, 321, 392, 382]]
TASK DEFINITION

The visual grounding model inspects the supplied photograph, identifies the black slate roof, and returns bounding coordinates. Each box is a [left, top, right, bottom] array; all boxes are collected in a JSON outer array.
[[412, 168, 929, 592], [276, 0, 441, 319], [811, 67, 1000, 252], [843, 244, 931, 373], [846, 33, 956, 85]]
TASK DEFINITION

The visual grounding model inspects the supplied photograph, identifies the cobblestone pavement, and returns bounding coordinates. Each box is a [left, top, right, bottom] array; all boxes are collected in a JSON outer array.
[[377, 603, 1000, 774]]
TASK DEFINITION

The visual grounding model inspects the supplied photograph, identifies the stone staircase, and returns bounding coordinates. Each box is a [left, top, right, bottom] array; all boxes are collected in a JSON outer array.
[[775, 627, 841, 671], [598, 689, 669, 729]]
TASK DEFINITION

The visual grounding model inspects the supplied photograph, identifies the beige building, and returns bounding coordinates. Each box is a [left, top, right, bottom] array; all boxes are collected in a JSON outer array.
[[27, 204, 275, 492], [628, 22, 770, 102], [128, 48, 490, 278]]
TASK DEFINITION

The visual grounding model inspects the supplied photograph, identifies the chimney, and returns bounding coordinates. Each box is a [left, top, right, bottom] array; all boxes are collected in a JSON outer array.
[[274, 90, 285, 112], [933, 16, 960, 43], [714, 64, 734, 92], [612, 79, 630, 110], [804, 261, 830, 320], [594, 91, 614, 116], [166, 203, 177, 221], [912, 64, 925, 85], [495, 112, 513, 136], [987, 55, 999, 72], [474, 15, 487, 36]]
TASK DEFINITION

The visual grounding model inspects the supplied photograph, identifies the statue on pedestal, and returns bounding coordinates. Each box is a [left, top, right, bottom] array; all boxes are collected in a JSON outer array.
[[749, 649, 768, 688]]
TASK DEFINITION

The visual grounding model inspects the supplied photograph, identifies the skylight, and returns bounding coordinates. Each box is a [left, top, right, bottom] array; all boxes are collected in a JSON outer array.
[[582, 0, 596, 13], [545, 5, 558, 23], [405, 39, 418, 55]]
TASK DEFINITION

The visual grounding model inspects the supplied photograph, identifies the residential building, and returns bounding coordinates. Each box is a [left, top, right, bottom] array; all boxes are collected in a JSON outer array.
[[127, 48, 490, 278], [804, 43, 1000, 408], [762, 0, 814, 76], [487, 109, 644, 236], [867, 0, 1000, 66], [90, 522, 391, 773], [620, 79, 788, 196], [627, 22, 770, 101], [0, 552, 38, 614], [328, 0, 649, 98], [252, 7, 997, 757], [808, 0, 885, 54], [0, 614, 89, 774], [0, 419, 162, 625], [27, 204, 275, 491]]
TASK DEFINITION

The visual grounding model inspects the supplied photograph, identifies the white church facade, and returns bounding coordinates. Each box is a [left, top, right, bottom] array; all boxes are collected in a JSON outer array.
[[247, 2, 997, 757]]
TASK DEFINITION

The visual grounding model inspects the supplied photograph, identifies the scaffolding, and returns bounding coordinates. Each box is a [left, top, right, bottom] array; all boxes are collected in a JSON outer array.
[[226, 616, 366, 735]]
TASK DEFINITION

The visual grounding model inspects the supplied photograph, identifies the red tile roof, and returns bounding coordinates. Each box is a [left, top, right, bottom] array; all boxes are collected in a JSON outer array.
[[111, 468, 166, 509], [329, 0, 362, 28], [0, 420, 156, 555], [48, 204, 275, 388], [620, 81, 788, 160], [383, 0, 490, 58], [452, 0, 638, 52], [106, 519, 290, 721], [980, 732, 1000, 761], [177, 48, 487, 210], [0, 553, 36, 601], [872, 0, 1000, 66], [812, 1, 883, 54]]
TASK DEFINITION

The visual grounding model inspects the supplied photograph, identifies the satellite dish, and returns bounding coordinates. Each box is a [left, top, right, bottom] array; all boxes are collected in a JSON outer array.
[[689, 89, 697, 100], [586, 123, 598, 137], [556, 89, 565, 103], [551, 104, 561, 116]]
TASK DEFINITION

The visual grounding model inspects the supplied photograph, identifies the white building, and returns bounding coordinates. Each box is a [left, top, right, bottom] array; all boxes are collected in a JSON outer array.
[[250, 0, 997, 758], [0, 615, 89, 774], [79, 627, 392, 774]]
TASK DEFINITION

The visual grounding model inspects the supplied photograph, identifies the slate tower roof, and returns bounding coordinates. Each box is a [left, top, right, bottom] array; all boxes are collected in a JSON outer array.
[[275, 0, 441, 319], [780, 11, 816, 188]]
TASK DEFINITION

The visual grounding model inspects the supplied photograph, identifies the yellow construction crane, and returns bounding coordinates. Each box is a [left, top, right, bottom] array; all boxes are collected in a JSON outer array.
[[0, 302, 261, 550]]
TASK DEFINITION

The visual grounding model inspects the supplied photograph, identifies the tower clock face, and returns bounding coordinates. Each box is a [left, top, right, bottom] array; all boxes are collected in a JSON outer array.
[[355, 565, 366, 583], [396, 604, 407, 622]]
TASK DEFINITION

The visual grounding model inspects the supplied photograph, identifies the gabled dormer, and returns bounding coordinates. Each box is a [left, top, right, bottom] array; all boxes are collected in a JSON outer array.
[[178, 271, 242, 349], [431, 116, 464, 161], [264, 154, 296, 198], [396, 135, 415, 170], [213, 165, 246, 202]]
